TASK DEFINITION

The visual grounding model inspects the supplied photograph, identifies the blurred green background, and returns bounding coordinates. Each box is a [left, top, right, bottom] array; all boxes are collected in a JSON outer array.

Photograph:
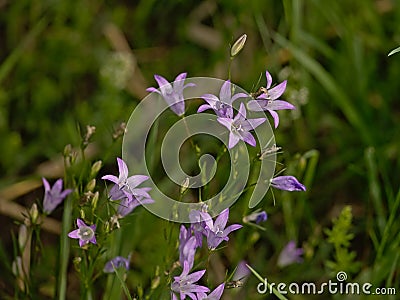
[[1, 0, 399, 299]]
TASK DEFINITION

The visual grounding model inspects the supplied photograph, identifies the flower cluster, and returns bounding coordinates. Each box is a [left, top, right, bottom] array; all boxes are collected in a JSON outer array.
[[171, 208, 241, 299]]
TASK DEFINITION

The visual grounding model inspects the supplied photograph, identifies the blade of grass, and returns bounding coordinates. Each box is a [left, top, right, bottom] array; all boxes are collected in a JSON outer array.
[[365, 147, 385, 236], [0, 16, 48, 84], [270, 31, 372, 145]]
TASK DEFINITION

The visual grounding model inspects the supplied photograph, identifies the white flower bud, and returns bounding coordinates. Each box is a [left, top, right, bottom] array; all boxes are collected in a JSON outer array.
[[230, 34, 247, 57]]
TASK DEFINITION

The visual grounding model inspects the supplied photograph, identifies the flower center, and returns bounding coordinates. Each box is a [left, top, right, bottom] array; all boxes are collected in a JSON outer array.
[[78, 226, 94, 241], [231, 122, 244, 134], [215, 226, 224, 237]]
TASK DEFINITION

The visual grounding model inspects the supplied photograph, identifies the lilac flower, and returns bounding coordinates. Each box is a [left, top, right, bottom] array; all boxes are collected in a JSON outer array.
[[247, 70, 295, 128], [171, 261, 209, 300], [243, 210, 268, 224], [277, 240, 303, 267], [103, 255, 131, 273], [217, 103, 266, 149], [147, 73, 195, 116], [203, 208, 242, 250], [102, 158, 154, 216], [42, 178, 72, 214], [179, 225, 198, 270], [197, 283, 225, 300], [68, 219, 96, 248], [198, 80, 248, 118], [270, 176, 306, 192], [102, 158, 150, 198], [189, 209, 213, 248]]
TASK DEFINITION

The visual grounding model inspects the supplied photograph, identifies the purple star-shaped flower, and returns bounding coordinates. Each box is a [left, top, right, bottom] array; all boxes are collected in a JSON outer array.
[[147, 73, 195, 116], [247, 70, 295, 128], [198, 80, 248, 118], [277, 240, 303, 267], [217, 102, 266, 149], [196, 283, 225, 300], [171, 261, 209, 300], [270, 175, 306, 192], [42, 178, 72, 214], [102, 158, 150, 197], [103, 255, 131, 273], [102, 158, 154, 216], [68, 219, 96, 248], [203, 208, 242, 250]]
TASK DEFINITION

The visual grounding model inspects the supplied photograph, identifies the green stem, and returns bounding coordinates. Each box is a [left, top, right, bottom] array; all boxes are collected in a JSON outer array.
[[57, 195, 72, 300]]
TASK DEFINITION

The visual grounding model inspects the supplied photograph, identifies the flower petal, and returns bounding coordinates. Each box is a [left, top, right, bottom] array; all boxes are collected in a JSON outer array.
[[101, 175, 119, 184], [146, 87, 160, 94], [77, 218, 86, 228], [240, 131, 256, 147], [268, 109, 280, 129], [230, 92, 248, 103], [214, 209, 229, 230], [265, 71, 273, 89], [217, 117, 233, 130], [247, 100, 267, 111], [154, 74, 169, 88], [267, 100, 295, 111], [219, 80, 232, 103], [228, 132, 240, 149], [117, 158, 128, 181], [197, 104, 212, 113], [67, 229, 80, 239], [268, 80, 287, 100], [126, 175, 149, 189], [223, 224, 242, 236]]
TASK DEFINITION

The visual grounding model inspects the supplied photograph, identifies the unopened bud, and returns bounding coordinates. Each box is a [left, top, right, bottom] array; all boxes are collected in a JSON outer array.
[[91, 191, 99, 209], [230, 34, 247, 57], [30, 203, 39, 225], [180, 178, 190, 195], [90, 160, 102, 178], [18, 225, 28, 251], [86, 179, 96, 192]]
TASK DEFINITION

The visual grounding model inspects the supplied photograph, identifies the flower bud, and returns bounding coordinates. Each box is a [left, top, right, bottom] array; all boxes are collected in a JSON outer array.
[[86, 179, 96, 192], [29, 203, 39, 225], [91, 191, 99, 209], [180, 178, 190, 195], [90, 160, 102, 178], [230, 34, 247, 57], [18, 225, 28, 251]]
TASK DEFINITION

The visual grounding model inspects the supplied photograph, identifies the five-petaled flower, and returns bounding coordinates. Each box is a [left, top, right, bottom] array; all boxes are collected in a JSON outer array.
[[277, 240, 304, 267], [103, 255, 131, 273], [198, 80, 248, 118], [101, 158, 154, 217], [247, 70, 295, 128], [217, 102, 266, 149], [203, 208, 242, 250], [147, 73, 195, 116], [270, 175, 306, 192], [68, 219, 96, 248], [42, 178, 72, 214], [171, 261, 209, 300]]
